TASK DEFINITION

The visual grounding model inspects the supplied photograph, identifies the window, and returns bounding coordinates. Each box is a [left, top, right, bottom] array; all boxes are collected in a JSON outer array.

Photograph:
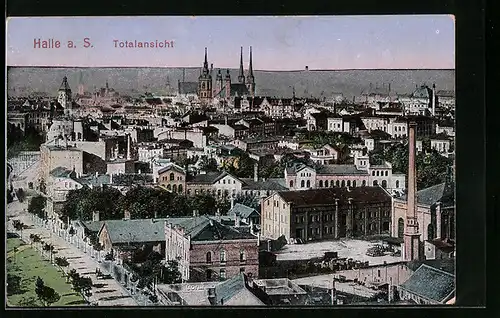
[[362, 180, 366, 186], [240, 251, 246, 262], [220, 250, 226, 263], [167, 184, 171, 190], [267, 200, 270, 206], [372, 171, 375, 176], [223, 179, 226, 184], [378, 270, 381, 277], [324, 180, 329, 187], [353, 180, 357, 187], [385, 171, 388, 176], [170, 173, 175, 181], [319, 180, 323, 188], [220, 269, 226, 280], [178, 185, 183, 193], [290, 180, 294, 188], [336, 180, 340, 187], [172, 184, 177, 192], [347, 180, 351, 187], [373, 180, 378, 186], [396, 180, 400, 188], [206, 251, 212, 263], [301, 180, 305, 188], [306, 180, 311, 188], [341, 180, 345, 187]]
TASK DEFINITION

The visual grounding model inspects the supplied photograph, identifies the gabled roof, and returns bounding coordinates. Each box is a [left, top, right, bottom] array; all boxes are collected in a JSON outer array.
[[168, 216, 256, 242], [276, 187, 391, 207], [99, 218, 168, 244], [399, 264, 455, 303], [399, 178, 454, 207], [214, 273, 248, 305], [228, 203, 260, 218], [158, 164, 186, 175], [187, 172, 224, 184]]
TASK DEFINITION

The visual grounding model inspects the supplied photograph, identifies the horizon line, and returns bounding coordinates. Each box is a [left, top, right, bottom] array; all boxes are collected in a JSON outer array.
[[7, 66, 456, 72]]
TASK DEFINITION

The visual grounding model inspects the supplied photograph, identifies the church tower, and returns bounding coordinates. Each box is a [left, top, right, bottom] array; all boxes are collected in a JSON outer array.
[[238, 46, 245, 84], [198, 47, 213, 104], [57, 76, 72, 114], [225, 69, 231, 100], [215, 69, 223, 96], [404, 122, 422, 261], [246, 46, 255, 97]]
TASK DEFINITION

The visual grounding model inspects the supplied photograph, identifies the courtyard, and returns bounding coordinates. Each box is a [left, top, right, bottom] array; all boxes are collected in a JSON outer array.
[[274, 239, 401, 265]]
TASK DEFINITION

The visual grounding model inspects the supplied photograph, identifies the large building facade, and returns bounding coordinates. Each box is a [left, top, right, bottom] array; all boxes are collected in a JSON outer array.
[[261, 187, 393, 242]]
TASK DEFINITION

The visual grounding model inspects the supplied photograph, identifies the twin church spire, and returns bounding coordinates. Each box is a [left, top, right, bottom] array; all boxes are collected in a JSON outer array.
[[238, 46, 254, 86]]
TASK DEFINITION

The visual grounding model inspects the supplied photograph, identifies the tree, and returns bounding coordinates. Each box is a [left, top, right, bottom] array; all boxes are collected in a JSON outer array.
[[162, 260, 183, 284], [61, 186, 123, 221], [43, 243, 55, 263], [13, 220, 25, 238], [35, 277, 60, 307], [234, 193, 260, 210], [7, 190, 14, 204], [28, 195, 46, 219], [199, 155, 219, 172], [18, 296, 40, 307], [7, 274, 23, 296], [54, 257, 69, 268], [189, 194, 218, 216], [72, 276, 93, 302]]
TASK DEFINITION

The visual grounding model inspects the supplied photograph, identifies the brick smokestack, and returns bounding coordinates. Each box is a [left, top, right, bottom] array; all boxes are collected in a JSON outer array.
[[404, 121, 421, 261], [254, 162, 258, 182]]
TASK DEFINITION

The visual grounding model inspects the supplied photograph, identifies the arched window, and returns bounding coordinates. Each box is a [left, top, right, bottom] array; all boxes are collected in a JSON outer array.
[[396, 180, 400, 188], [353, 180, 357, 187], [206, 269, 213, 280], [289, 180, 294, 188], [301, 180, 305, 188], [347, 180, 351, 187], [362, 180, 366, 186], [427, 224, 435, 240], [206, 251, 212, 263], [324, 180, 329, 187], [341, 180, 345, 187], [336, 180, 340, 187], [178, 184, 183, 193], [373, 180, 378, 186], [220, 250, 226, 263], [167, 184, 171, 190], [381, 180, 387, 188], [398, 218, 404, 238], [169, 173, 175, 181], [172, 184, 177, 192], [319, 180, 323, 188], [385, 171, 388, 176], [306, 180, 311, 188]]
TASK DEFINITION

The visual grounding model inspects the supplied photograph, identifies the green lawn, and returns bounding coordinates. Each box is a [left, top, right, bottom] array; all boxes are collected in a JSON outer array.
[[6, 237, 87, 307]]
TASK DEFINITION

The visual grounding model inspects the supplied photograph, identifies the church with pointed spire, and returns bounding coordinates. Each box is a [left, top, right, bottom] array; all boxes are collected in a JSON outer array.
[[194, 46, 256, 105]]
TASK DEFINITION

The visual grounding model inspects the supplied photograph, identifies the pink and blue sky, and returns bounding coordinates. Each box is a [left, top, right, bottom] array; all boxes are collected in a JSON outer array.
[[6, 15, 455, 70]]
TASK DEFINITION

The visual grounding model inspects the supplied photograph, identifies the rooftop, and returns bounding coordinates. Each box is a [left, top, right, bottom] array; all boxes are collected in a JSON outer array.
[[277, 187, 391, 207], [399, 264, 455, 303]]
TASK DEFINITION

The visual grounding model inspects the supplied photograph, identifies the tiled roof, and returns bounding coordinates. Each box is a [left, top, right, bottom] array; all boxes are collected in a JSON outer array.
[[187, 172, 224, 184], [214, 273, 247, 305], [168, 216, 256, 242], [77, 174, 112, 187], [316, 165, 369, 176], [100, 218, 168, 244], [241, 178, 288, 191], [399, 180, 454, 207], [81, 220, 106, 233], [158, 164, 186, 175], [277, 187, 391, 207], [399, 264, 455, 303], [228, 203, 259, 219], [406, 258, 455, 275]]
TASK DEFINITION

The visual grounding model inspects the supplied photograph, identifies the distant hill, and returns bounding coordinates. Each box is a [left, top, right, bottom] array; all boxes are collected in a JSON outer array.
[[7, 67, 454, 99]]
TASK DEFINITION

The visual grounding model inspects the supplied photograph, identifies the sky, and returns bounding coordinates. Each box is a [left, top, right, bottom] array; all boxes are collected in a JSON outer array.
[[6, 16, 455, 70]]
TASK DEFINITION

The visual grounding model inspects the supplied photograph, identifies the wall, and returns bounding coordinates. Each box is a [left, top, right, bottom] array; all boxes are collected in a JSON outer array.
[[335, 262, 413, 287], [190, 239, 259, 282], [165, 223, 191, 281], [392, 200, 432, 242], [261, 193, 292, 241]]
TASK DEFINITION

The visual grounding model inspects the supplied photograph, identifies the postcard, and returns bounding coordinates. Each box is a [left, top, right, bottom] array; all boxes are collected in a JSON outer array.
[[6, 15, 455, 307]]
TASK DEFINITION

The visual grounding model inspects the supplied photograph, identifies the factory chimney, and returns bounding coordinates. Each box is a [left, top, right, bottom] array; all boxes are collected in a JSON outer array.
[[403, 121, 421, 261], [431, 83, 436, 116], [126, 133, 131, 160]]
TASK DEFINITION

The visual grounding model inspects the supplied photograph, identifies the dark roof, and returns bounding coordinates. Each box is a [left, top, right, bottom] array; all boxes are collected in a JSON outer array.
[[228, 203, 260, 219], [187, 172, 223, 184], [230, 83, 250, 97], [178, 82, 198, 95], [406, 258, 455, 275], [436, 90, 455, 98], [399, 178, 454, 207], [316, 165, 369, 176], [241, 178, 288, 191], [399, 264, 455, 303], [214, 273, 247, 305], [81, 220, 106, 233], [277, 187, 391, 207], [169, 216, 256, 242]]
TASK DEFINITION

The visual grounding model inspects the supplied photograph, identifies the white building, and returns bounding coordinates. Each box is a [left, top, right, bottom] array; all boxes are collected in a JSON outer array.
[[165, 221, 191, 282]]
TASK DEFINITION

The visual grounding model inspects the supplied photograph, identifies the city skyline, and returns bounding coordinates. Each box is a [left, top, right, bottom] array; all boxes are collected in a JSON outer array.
[[7, 16, 455, 70]]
